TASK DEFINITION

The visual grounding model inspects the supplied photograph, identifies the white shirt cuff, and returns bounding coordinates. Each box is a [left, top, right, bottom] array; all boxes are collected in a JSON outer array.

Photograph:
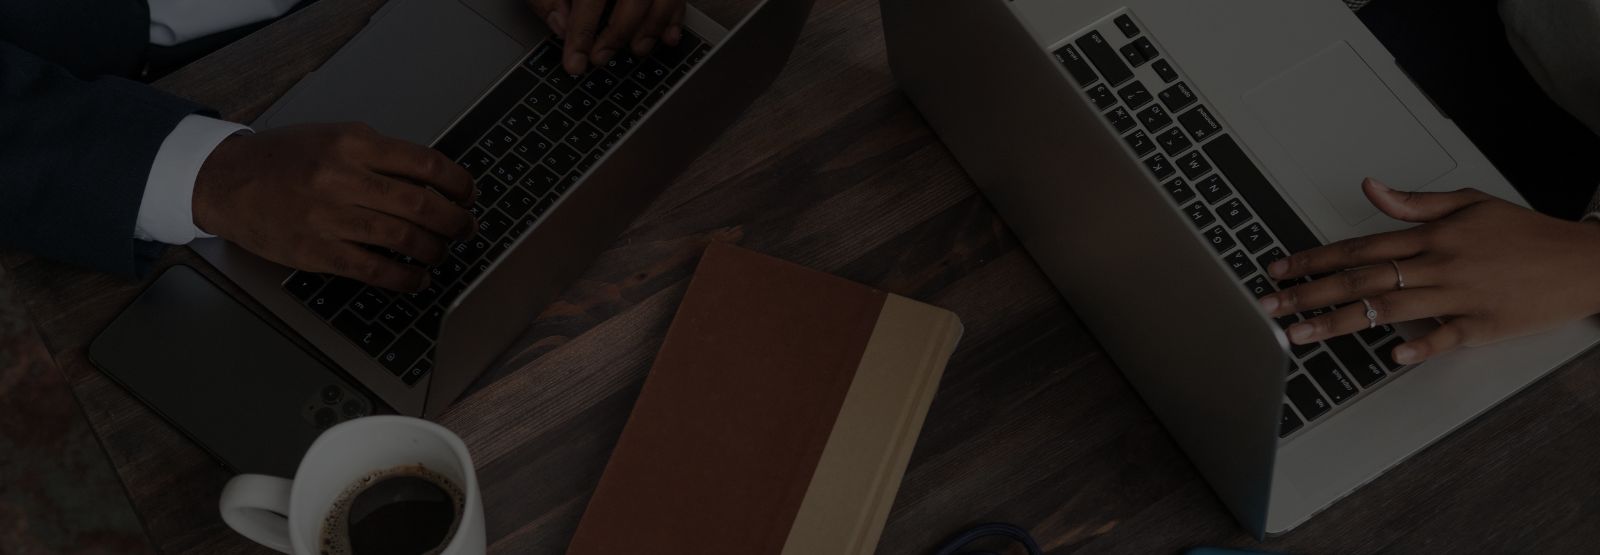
[[135, 114, 251, 244]]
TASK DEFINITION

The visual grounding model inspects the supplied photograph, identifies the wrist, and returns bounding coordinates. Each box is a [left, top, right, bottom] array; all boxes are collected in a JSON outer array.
[[193, 134, 243, 238]]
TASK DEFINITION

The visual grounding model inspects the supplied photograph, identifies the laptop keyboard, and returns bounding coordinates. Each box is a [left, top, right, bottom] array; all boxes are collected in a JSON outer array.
[[280, 33, 711, 387], [1052, 12, 1413, 440]]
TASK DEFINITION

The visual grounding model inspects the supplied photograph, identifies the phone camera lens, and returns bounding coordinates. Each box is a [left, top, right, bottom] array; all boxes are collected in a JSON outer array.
[[321, 385, 343, 404]]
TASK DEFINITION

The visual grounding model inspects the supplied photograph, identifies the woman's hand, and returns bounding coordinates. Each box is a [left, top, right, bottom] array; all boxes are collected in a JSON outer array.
[[1258, 178, 1600, 366], [529, 0, 687, 75]]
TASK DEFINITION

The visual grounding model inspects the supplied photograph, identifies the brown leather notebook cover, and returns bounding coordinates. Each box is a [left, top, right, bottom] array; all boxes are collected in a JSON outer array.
[[567, 243, 962, 555]]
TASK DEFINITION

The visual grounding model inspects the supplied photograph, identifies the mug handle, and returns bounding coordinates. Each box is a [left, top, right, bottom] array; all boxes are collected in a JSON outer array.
[[219, 474, 295, 554]]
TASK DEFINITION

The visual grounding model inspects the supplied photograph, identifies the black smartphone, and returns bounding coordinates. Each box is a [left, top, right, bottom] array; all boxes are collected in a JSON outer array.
[[89, 265, 378, 476]]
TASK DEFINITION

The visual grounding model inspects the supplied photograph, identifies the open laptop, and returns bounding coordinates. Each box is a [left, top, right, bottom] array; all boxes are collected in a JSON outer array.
[[191, 0, 814, 418], [883, 0, 1600, 537]]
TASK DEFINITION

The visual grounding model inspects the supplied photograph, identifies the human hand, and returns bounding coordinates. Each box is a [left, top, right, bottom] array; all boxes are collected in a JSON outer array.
[[193, 123, 477, 292], [1259, 178, 1600, 365], [528, 0, 687, 74]]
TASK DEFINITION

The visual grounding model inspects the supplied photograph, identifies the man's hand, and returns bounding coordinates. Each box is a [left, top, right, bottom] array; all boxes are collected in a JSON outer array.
[[1259, 178, 1600, 365], [193, 123, 476, 292], [529, 0, 687, 75]]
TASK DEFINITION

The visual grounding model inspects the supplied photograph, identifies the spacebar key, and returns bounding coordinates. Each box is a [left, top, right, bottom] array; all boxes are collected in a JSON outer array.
[[1074, 31, 1134, 87], [1203, 135, 1322, 254]]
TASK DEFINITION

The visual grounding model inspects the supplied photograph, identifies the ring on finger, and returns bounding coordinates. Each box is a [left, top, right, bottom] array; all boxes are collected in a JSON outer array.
[[1391, 259, 1406, 290], [1361, 298, 1378, 329]]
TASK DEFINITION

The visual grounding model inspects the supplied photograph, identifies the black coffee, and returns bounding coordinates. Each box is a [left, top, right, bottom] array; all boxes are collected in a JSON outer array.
[[321, 464, 464, 555]]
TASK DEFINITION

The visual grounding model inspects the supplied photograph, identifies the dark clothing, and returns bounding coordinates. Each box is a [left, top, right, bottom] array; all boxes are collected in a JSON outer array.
[[0, 1, 206, 275]]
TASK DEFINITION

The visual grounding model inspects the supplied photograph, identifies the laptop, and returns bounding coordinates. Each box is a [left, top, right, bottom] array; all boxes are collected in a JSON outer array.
[[191, 0, 814, 418], [883, 0, 1600, 537]]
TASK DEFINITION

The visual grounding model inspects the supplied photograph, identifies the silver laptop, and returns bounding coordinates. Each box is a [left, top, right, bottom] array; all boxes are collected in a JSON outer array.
[[193, 0, 814, 418], [883, 0, 1600, 537]]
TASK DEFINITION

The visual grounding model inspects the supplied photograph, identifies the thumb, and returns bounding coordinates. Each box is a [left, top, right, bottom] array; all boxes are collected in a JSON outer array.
[[1363, 178, 1489, 223]]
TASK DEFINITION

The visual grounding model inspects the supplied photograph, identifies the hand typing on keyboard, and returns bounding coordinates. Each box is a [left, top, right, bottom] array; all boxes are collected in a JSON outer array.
[[193, 123, 477, 293], [1257, 178, 1600, 366], [528, 0, 688, 75]]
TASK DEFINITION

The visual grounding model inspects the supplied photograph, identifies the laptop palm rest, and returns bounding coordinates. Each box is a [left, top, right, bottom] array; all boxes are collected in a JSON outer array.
[[254, 0, 527, 146], [1243, 41, 1457, 226]]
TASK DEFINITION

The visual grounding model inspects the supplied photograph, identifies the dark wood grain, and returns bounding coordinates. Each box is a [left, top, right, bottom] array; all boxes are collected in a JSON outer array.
[[5, 0, 1600, 553]]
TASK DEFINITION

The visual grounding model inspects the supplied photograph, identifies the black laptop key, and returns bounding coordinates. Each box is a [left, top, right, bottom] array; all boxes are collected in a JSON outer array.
[[1113, 14, 1140, 38], [379, 330, 430, 375], [1075, 31, 1133, 86], [489, 155, 531, 185], [523, 84, 563, 115], [1257, 247, 1287, 272], [376, 300, 422, 332], [1236, 222, 1274, 254], [580, 69, 621, 98], [591, 101, 628, 131], [687, 44, 710, 66], [520, 164, 560, 197], [499, 105, 537, 136], [522, 45, 563, 76], [1087, 84, 1116, 110], [1305, 352, 1356, 404], [1137, 103, 1172, 132], [1052, 44, 1099, 87], [1359, 323, 1396, 346], [1203, 225, 1236, 254], [1224, 250, 1255, 279], [565, 122, 605, 152], [283, 271, 328, 302], [428, 257, 469, 288], [417, 306, 444, 338], [1244, 275, 1274, 298], [451, 236, 493, 263], [1133, 37, 1159, 61], [496, 185, 539, 219], [1183, 200, 1215, 228], [1119, 81, 1153, 110], [1286, 375, 1331, 420], [477, 126, 518, 157], [332, 310, 396, 357], [1205, 135, 1322, 253], [630, 59, 670, 88], [1124, 130, 1156, 157], [1159, 82, 1197, 112], [609, 79, 650, 108], [1196, 174, 1231, 205], [476, 210, 514, 241], [431, 67, 538, 159], [347, 288, 390, 321], [1179, 105, 1223, 143], [1301, 305, 1333, 321], [604, 51, 640, 74], [1374, 338, 1406, 372], [1118, 41, 1148, 68], [1329, 336, 1385, 388], [547, 71, 584, 93], [542, 144, 583, 175], [402, 358, 432, 386], [1162, 178, 1195, 204], [1106, 106, 1136, 133], [1280, 404, 1303, 437], [457, 148, 495, 178], [479, 175, 513, 206], [406, 280, 445, 307], [1144, 153, 1175, 180], [1217, 198, 1251, 229], [1152, 59, 1179, 83], [1156, 127, 1190, 156], [664, 67, 689, 88], [557, 90, 599, 120], [534, 111, 574, 142], [307, 277, 362, 320]]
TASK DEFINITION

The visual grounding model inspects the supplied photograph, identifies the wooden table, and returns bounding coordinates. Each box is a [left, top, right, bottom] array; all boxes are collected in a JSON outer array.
[[6, 0, 1600, 552]]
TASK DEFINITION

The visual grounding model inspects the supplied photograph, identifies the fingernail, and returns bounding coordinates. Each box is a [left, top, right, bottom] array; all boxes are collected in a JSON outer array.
[[1288, 323, 1312, 343], [548, 12, 566, 37], [1367, 177, 1391, 192], [565, 52, 587, 74], [1269, 260, 1288, 278], [665, 26, 682, 45], [1393, 345, 1417, 365], [634, 37, 657, 55], [1259, 296, 1280, 313], [594, 49, 615, 64]]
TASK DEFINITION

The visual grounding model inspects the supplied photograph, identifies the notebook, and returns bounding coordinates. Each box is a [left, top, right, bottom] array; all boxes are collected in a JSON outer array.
[[567, 242, 963, 554]]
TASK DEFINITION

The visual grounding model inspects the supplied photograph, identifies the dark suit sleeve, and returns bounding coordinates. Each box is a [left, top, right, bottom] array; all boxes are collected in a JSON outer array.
[[0, 40, 209, 276]]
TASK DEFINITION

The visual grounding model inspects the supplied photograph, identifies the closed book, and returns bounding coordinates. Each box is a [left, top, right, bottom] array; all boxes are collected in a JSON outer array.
[[567, 242, 962, 554]]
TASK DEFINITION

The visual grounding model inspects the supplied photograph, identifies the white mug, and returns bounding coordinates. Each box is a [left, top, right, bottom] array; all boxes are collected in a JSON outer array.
[[218, 416, 486, 554]]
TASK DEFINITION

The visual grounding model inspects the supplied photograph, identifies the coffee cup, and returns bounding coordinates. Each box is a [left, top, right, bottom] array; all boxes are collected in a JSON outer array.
[[219, 416, 485, 554]]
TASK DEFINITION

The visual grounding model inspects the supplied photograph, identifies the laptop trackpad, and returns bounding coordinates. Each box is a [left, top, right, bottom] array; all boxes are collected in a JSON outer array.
[[1243, 42, 1456, 226]]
